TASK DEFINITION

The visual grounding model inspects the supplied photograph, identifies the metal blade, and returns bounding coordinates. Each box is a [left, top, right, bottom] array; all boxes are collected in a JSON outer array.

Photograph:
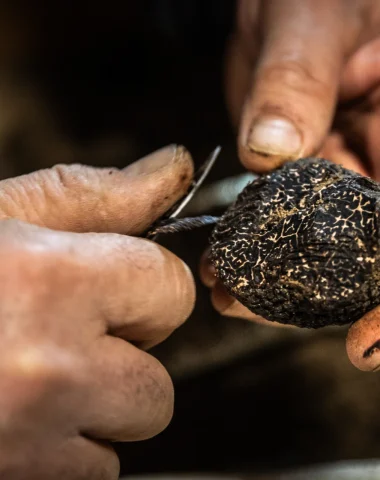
[[169, 145, 221, 219], [145, 146, 221, 241]]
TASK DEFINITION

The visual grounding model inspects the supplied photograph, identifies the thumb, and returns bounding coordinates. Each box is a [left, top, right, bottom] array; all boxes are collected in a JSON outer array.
[[238, 0, 360, 172], [0, 144, 193, 235]]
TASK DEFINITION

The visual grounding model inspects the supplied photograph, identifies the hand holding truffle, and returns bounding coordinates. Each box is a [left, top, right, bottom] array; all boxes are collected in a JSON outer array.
[[209, 158, 380, 329], [201, 158, 380, 371], [207, 0, 380, 372]]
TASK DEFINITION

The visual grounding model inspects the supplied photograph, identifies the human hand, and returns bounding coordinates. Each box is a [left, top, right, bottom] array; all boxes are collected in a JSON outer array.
[[0, 145, 195, 479], [226, 0, 380, 178], [203, 0, 380, 368]]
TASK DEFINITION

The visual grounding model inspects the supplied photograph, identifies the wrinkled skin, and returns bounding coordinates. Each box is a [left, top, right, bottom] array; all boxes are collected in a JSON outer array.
[[0, 145, 196, 480], [201, 0, 380, 371]]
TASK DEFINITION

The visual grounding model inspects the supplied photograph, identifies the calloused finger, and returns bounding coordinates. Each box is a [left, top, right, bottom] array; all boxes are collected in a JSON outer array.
[[0, 220, 196, 347], [0, 144, 193, 235], [82, 234, 196, 346]]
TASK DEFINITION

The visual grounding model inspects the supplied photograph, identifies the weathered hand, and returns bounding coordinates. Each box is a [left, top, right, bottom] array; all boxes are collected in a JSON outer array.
[[226, 0, 380, 177], [0, 145, 196, 479], [203, 0, 380, 368]]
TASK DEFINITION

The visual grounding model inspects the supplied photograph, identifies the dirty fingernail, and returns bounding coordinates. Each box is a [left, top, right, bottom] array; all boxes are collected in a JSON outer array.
[[124, 144, 188, 176], [247, 117, 302, 158]]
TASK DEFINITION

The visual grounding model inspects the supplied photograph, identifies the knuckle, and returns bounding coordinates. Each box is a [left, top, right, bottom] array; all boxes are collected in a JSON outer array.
[[51, 163, 116, 196], [14, 346, 80, 382], [50, 164, 105, 214], [0, 241, 84, 308], [51, 163, 90, 191], [0, 346, 83, 416], [259, 60, 329, 97]]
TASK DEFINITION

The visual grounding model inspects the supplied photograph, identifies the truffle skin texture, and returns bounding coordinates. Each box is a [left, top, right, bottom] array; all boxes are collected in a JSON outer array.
[[209, 158, 380, 328]]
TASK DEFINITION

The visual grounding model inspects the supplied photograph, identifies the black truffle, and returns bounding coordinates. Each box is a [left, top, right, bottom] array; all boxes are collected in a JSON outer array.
[[210, 158, 380, 328]]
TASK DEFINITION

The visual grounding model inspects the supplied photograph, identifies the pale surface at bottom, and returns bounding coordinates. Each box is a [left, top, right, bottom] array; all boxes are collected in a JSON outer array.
[[121, 459, 380, 480]]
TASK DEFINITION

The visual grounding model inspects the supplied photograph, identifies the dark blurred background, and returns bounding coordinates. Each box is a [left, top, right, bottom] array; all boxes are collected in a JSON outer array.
[[1, 1, 380, 477]]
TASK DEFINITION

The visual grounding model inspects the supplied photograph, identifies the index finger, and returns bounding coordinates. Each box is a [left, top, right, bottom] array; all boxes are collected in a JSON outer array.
[[80, 233, 196, 348], [0, 219, 195, 349]]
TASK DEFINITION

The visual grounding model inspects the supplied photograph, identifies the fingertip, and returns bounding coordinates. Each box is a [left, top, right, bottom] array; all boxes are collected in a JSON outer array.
[[210, 281, 278, 326], [319, 133, 370, 177], [340, 38, 380, 102], [211, 281, 235, 313], [123, 144, 179, 176], [346, 308, 380, 372], [105, 144, 194, 234], [125, 144, 194, 199], [137, 358, 175, 439]]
